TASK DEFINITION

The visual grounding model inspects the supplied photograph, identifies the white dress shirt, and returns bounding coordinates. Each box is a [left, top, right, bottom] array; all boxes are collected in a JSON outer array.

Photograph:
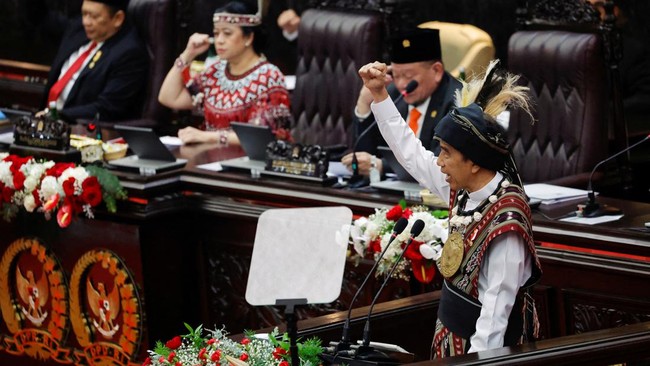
[[370, 96, 532, 353]]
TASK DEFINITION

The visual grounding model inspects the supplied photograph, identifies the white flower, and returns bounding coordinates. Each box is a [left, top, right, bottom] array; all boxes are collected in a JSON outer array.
[[0, 161, 12, 187], [40, 176, 60, 201], [23, 194, 36, 212], [451, 206, 458, 215], [489, 195, 497, 203], [473, 212, 482, 222], [501, 180, 510, 188], [0, 152, 7, 160], [463, 216, 472, 226]]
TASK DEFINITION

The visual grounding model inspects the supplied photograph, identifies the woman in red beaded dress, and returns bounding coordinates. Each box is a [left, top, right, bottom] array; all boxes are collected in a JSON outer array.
[[158, 0, 291, 145]]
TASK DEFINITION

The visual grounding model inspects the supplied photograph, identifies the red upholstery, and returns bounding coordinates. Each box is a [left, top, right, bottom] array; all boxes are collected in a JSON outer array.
[[291, 8, 383, 147], [507, 30, 608, 187]]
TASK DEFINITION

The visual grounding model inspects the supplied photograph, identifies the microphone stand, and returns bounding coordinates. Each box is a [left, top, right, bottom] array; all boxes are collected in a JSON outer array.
[[327, 218, 408, 358], [583, 134, 650, 217], [354, 220, 425, 364]]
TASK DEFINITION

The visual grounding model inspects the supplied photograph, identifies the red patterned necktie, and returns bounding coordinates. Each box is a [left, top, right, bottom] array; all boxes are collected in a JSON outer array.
[[47, 42, 98, 104]]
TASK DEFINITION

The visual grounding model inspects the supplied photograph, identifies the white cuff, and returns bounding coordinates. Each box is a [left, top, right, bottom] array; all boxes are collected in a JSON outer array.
[[283, 30, 299, 42]]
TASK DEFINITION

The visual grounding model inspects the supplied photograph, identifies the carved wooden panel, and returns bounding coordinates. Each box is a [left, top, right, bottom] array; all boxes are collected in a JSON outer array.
[[564, 289, 650, 334]]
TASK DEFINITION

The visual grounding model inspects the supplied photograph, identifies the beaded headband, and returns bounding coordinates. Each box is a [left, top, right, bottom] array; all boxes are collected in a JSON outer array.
[[213, 0, 262, 26]]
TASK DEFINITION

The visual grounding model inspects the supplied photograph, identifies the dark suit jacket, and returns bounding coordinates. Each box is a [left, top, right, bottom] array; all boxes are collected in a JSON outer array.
[[44, 18, 148, 123], [354, 72, 461, 168]]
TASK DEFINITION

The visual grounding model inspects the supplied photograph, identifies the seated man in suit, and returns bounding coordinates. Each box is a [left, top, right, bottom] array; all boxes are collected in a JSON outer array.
[[341, 27, 461, 178], [42, 0, 148, 123]]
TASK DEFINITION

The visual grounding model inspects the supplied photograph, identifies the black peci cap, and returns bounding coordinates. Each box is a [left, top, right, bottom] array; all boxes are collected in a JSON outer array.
[[389, 28, 442, 64]]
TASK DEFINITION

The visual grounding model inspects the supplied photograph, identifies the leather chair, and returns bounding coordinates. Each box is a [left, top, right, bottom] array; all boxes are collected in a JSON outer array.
[[291, 8, 383, 148], [127, 0, 174, 125], [419, 21, 495, 80], [507, 30, 608, 187]]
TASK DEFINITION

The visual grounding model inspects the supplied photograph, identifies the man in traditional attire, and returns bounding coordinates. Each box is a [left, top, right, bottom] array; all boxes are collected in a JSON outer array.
[[357, 59, 542, 357]]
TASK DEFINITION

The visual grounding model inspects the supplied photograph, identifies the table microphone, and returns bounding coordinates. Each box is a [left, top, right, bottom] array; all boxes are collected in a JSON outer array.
[[334, 217, 409, 355], [356, 219, 425, 361], [583, 134, 650, 217], [349, 80, 419, 185]]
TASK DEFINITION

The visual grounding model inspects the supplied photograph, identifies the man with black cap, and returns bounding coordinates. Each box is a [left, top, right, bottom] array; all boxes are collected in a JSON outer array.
[[42, 0, 148, 123], [357, 59, 542, 357], [341, 27, 461, 177]]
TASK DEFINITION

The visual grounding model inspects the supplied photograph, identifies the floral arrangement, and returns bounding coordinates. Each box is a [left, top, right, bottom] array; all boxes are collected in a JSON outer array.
[[349, 200, 449, 283], [0, 153, 127, 228], [144, 324, 323, 366]]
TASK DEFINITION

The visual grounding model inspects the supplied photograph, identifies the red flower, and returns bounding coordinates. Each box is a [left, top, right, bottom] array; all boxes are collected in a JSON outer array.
[[279, 361, 290, 366], [207, 338, 217, 345], [402, 208, 413, 219], [403, 240, 424, 261], [410, 259, 436, 284], [239, 353, 249, 361], [13, 170, 26, 190], [368, 238, 382, 254], [5, 155, 31, 173], [385, 204, 403, 221], [273, 347, 287, 360], [81, 176, 102, 207], [62, 177, 76, 197], [240, 337, 250, 345], [56, 203, 73, 228], [32, 190, 41, 207], [45, 162, 75, 178], [165, 336, 182, 349], [43, 193, 60, 212], [198, 347, 207, 359], [210, 350, 221, 362], [1, 185, 12, 203], [142, 357, 151, 366], [167, 351, 176, 362]]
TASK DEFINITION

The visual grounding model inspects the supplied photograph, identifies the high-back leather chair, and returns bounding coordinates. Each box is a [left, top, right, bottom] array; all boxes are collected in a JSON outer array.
[[419, 21, 495, 80], [127, 0, 174, 124], [291, 8, 383, 147], [507, 30, 608, 187]]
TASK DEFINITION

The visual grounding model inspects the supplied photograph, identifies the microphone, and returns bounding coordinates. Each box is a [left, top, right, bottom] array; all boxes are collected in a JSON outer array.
[[356, 219, 425, 361], [334, 217, 409, 355], [349, 80, 419, 186], [583, 134, 650, 217]]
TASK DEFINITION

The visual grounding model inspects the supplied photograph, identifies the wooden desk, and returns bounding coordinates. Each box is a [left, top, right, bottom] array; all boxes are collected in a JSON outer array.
[[1, 142, 649, 365]]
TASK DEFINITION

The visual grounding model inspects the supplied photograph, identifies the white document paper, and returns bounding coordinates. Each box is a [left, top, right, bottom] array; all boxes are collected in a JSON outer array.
[[327, 161, 353, 178], [560, 214, 623, 225], [524, 183, 592, 204], [159, 135, 183, 146], [196, 161, 223, 171], [0, 131, 13, 144]]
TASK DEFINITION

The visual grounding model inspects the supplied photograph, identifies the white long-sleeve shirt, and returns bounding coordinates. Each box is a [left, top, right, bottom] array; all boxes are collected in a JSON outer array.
[[370, 96, 532, 352]]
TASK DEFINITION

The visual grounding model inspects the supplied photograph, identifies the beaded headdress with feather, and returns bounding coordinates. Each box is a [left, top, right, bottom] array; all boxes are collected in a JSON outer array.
[[434, 59, 534, 187]]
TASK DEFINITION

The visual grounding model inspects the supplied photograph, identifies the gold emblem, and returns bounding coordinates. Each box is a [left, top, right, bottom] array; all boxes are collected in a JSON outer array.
[[431, 110, 437, 118], [402, 39, 411, 48], [0, 238, 69, 361], [438, 231, 463, 278], [70, 250, 142, 364], [92, 50, 102, 63]]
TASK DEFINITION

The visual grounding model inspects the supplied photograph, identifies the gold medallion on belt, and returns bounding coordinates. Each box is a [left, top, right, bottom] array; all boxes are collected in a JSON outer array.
[[438, 231, 464, 278]]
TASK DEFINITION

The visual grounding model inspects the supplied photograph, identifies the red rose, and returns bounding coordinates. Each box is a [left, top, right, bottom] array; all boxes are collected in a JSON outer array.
[[368, 238, 382, 254], [167, 351, 176, 362], [240, 353, 249, 361], [279, 361, 290, 366], [402, 208, 413, 219], [45, 162, 76, 178], [81, 176, 102, 207], [2, 186, 14, 203], [141, 357, 151, 366], [13, 170, 26, 190], [62, 177, 76, 197], [198, 347, 207, 359], [240, 337, 250, 345], [385, 204, 403, 221], [210, 350, 221, 362], [273, 347, 287, 360], [165, 335, 182, 349]]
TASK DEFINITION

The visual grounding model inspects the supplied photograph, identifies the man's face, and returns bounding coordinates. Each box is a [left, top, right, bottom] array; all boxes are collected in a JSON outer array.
[[436, 140, 475, 191], [391, 61, 443, 105], [82, 1, 124, 43]]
